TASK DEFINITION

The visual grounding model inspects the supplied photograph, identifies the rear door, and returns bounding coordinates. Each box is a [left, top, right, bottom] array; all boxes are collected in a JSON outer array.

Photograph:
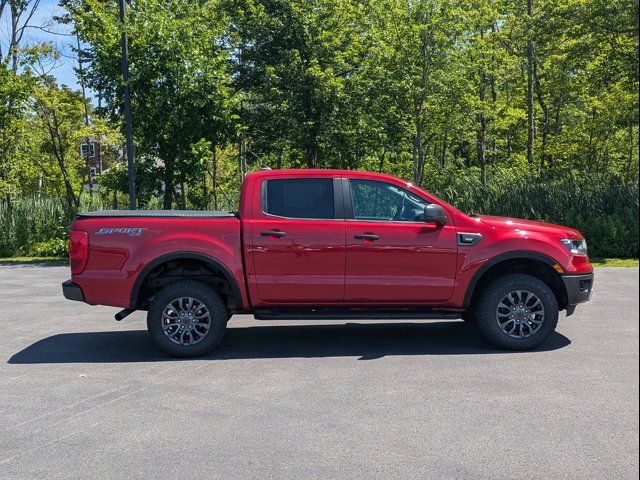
[[344, 178, 458, 304], [249, 176, 346, 304]]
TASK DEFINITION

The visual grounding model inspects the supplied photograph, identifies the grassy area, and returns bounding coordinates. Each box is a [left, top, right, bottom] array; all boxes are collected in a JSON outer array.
[[591, 258, 639, 268], [0, 256, 68, 265]]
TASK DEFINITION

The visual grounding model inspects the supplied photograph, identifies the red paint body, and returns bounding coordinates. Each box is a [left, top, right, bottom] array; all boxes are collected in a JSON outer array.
[[69, 170, 593, 312]]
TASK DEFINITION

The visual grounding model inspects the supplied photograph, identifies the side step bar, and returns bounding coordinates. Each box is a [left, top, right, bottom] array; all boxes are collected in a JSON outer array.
[[253, 308, 462, 321], [115, 308, 135, 321]]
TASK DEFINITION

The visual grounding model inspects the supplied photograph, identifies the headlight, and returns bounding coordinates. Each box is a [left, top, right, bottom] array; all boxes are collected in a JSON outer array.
[[560, 238, 588, 255]]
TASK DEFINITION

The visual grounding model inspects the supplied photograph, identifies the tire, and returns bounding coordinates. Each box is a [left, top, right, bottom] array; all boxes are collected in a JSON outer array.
[[147, 280, 228, 358], [476, 273, 558, 350]]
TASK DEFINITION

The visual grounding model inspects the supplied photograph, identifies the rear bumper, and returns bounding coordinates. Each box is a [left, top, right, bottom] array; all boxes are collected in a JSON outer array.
[[562, 273, 594, 315], [62, 280, 85, 303]]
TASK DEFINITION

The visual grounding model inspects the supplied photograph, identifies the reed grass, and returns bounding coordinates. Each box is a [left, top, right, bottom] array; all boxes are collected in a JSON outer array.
[[1, 173, 637, 258]]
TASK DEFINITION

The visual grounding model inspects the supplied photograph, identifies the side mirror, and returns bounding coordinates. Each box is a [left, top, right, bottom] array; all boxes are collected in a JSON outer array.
[[422, 204, 447, 225]]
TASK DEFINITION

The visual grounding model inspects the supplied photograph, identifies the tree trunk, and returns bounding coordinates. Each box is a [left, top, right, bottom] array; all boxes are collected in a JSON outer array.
[[202, 162, 208, 210], [490, 72, 497, 167], [378, 148, 386, 173], [476, 118, 487, 185], [412, 132, 418, 183], [627, 124, 635, 175], [413, 117, 425, 185], [4, 193, 12, 219], [306, 144, 318, 168], [526, 0, 535, 166], [10, 2, 19, 74], [550, 102, 562, 169], [76, 32, 94, 200], [277, 145, 284, 169], [179, 179, 186, 210], [440, 133, 447, 168], [477, 61, 487, 184], [238, 137, 247, 176], [163, 156, 175, 209], [587, 107, 597, 170], [48, 109, 79, 208], [533, 58, 550, 173], [212, 146, 218, 210]]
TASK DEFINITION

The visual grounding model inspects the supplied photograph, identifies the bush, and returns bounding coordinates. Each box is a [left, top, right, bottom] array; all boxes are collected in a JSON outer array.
[[25, 238, 69, 257]]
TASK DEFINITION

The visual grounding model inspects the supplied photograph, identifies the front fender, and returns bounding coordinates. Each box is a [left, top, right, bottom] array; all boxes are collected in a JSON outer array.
[[450, 228, 582, 308]]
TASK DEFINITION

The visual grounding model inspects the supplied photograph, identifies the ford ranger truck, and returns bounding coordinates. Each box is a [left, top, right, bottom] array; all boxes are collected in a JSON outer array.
[[62, 169, 594, 357]]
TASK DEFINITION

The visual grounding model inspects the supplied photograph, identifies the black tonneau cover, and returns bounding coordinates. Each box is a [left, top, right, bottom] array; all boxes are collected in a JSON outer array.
[[75, 210, 236, 219]]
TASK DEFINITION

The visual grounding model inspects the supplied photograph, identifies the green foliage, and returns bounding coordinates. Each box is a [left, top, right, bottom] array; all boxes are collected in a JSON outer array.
[[0, 196, 109, 258], [69, 0, 236, 208], [428, 169, 639, 257], [0, 0, 638, 259], [0, 197, 71, 257], [26, 238, 69, 257]]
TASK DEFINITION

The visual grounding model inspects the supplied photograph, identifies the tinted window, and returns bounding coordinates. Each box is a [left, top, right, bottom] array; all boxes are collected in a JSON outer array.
[[350, 179, 428, 222], [265, 178, 334, 219]]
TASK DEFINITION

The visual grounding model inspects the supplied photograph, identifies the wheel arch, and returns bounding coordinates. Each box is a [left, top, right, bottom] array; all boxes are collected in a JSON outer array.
[[130, 252, 243, 311], [464, 251, 568, 310]]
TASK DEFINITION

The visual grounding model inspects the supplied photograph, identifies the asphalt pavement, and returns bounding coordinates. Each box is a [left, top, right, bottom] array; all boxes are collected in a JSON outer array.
[[0, 265, 638, 479]]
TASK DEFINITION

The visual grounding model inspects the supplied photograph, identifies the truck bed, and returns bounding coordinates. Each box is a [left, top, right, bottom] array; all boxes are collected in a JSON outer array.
[[76, 210, 236, 219], [70, 211, 243, 307]]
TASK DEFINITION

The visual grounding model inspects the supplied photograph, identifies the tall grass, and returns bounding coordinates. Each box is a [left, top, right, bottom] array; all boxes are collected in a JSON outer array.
[[430, 172, 639, 258], [1, 174, 638, 258], [0, 196, 110, 257]]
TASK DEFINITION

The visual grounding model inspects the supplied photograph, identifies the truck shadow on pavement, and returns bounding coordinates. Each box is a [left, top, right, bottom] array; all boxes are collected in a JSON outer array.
[[8, 321, 571, 364]]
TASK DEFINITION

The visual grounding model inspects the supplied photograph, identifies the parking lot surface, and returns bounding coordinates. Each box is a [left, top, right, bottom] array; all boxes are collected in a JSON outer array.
[[0, 265, 638, 480]]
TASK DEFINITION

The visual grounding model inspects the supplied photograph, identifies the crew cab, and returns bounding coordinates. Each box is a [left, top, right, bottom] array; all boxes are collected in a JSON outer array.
[[62, 169, 594, 357]]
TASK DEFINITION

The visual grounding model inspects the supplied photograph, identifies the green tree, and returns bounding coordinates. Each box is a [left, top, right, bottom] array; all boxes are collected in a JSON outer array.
[[69, 0, 235, 208], [226, 0, 373, 169]]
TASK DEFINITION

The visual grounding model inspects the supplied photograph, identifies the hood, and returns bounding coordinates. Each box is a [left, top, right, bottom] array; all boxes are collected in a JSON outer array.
[[478, 215, 583, 238]]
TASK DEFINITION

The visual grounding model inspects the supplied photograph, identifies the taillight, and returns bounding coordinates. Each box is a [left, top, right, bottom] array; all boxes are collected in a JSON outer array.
[[69, 230, 88, 274]]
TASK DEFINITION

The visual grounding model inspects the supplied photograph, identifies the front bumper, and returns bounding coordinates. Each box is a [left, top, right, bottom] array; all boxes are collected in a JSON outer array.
[[62, 280, 85, 302], [561, 273, 594, 315]]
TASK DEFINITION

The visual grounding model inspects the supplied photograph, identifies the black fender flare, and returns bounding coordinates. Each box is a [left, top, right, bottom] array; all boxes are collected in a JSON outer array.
[[463, 250, 560, 308], [129, 252, 243, 310]]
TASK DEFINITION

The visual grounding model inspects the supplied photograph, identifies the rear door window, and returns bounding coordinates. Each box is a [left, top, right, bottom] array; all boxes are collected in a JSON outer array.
[[264, 178, 335, 219]]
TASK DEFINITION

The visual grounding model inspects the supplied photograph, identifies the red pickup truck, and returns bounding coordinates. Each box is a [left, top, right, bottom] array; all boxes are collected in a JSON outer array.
[[62, 169, 594, 357]]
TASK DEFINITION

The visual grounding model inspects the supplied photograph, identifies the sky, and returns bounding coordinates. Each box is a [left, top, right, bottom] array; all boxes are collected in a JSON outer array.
[[1, 0, 84, 92]]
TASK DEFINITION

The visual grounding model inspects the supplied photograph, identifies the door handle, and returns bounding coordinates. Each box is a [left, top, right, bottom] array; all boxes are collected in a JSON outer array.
[[261, 230, 287, 238], [354, 233, 380, 241]]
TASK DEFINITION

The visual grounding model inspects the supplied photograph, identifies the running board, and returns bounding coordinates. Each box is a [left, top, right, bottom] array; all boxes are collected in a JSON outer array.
[[253, 308, 462, 321]]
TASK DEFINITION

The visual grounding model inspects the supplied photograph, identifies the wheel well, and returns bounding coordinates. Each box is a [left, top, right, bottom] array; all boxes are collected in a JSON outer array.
[[132, 257, 240, 311], [467, 258, 568, 311]]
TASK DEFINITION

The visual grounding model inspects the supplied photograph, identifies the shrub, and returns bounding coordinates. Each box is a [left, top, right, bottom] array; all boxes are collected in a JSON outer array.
[[25, 238, 69, 257]]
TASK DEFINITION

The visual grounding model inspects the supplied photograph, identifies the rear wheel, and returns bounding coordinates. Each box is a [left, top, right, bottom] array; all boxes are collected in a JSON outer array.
[[147, 280, 228, 357], [476, 273, 558, 350]]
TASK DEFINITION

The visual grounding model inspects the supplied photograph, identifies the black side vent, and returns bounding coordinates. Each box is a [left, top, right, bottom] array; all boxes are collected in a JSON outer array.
[[457, 232, 483, 246]]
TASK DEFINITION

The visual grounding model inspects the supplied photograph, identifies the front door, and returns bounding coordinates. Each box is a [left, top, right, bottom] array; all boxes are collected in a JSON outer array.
[[344, 179, 458, 304], [249, 176, 345, 304]]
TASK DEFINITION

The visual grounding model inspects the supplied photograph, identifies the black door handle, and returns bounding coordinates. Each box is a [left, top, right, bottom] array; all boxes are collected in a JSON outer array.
[[354, 233, 380, 241], [261, 230, 287, 238]]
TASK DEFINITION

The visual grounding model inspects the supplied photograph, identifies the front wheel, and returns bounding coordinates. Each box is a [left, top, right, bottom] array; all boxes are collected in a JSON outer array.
[[476, 273, 559, 350], [147, 280, 228, 358]]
